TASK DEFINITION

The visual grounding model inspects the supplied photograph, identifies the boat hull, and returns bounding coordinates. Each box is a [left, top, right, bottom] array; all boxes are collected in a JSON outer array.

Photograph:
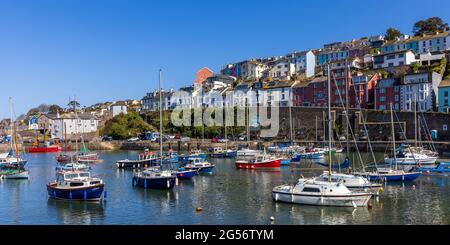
[[29, 146, 62, 153], [47, 183, 104, 201], [235, 159, 281, 170], [272, 190, 372, 207], [132, 176, 176, 189], [116, 159, 160, 169], [175, 170, 198, 179], [357, 172, 422, 182], [1, 170, 29, 179], [384, 157, 438, 165]]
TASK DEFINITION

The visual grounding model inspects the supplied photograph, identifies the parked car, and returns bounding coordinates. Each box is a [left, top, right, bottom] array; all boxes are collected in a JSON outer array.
[[218, 138, 229, 143], [127, 137, 140, 142], [338, 136, 346, 141], [102, 136, 113, 142], [238, 135, 247, 141]]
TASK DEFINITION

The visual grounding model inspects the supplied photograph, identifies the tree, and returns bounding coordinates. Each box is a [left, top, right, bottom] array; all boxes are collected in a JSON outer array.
[[49, 105, 62, 114], [385, 28, 402, 41], [67, 100, 81, 110], [100, 111, 155, 140], [413, 17, 449, 36]]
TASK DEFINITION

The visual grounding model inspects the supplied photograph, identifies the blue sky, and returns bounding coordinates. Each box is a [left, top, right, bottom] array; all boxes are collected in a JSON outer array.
[[1, 0, 450, 119]]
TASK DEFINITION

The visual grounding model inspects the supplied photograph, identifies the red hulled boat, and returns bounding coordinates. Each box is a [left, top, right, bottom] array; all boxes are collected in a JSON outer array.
[[235, 153, 281, 170], [29, 145, 63, 153]]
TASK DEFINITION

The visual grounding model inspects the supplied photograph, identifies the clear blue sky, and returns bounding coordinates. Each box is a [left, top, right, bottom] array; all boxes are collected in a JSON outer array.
[[1, 0, 449, 119]]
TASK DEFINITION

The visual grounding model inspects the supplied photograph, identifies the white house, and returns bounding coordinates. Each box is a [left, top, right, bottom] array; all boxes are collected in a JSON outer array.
[[417, 32, 449, 53], [400, 72, 442, 112], [269, 61, 296, 81], [240, 61, 268, 81], [110, 102, 128, 117], [262, 81, 296, 107], [373, 50, 416, 69], [49, 113, 99, 140], [291, 50, 316, 78]]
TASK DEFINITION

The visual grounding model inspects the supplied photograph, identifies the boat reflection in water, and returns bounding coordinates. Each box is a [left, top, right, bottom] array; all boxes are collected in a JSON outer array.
[[47, 199, 105, 225]]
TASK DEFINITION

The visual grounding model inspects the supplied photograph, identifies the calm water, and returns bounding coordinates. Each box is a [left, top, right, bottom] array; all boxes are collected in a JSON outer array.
[[1, 151, 450, 225]]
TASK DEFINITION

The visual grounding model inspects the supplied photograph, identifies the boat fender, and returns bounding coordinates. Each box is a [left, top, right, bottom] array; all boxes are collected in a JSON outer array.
[[144, 179, 148, 189], [167, 180, 170, 189], [352, 201, 357, 209], [53, 190, 57, 199], [104, 190, 107, 199], [69, 191, 72, 200], [83, 190, 87, 200]]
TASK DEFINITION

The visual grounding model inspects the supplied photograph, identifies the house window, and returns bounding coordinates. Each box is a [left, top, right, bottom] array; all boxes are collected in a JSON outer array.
[[445, 91, 449, 97]]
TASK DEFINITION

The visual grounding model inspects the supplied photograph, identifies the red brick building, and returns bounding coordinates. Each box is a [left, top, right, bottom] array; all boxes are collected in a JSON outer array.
[[195, 67, 214, 85], [349, 73, 381, 109], [293, 77, 328, 107], [374, 77, 402, 111]]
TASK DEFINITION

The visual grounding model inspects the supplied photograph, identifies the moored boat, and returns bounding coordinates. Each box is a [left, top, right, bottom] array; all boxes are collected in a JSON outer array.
[[184, 158, 215, 173], [272, 178, 372, 207], [172, 168, 198, 179], [116, 150, 160, 169], [47, 171, 105, 201], [132, 168, 177, 189], [419, 162, 450, 174], [210, 147, 226, 158], [354, 168, 422, 182], [235, 153, 281, 170]]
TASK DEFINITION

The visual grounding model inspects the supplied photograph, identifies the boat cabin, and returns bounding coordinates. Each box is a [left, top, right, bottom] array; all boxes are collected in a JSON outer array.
[[55, 171, 101, 187]]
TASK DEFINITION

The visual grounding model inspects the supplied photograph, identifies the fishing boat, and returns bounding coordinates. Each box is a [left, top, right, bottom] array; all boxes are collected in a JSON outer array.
[[116, 150, 160, 169], [419, 162, 450, 174], [235, 153, 281, 170], [180, 150, 207, 164], [184, 158, 215, 173], [272, 178, 373, 207], [29, 140, 62, 153], [132, 167, 177, 189], [47, 171, 105, 201], [210, 147, 226, 158]]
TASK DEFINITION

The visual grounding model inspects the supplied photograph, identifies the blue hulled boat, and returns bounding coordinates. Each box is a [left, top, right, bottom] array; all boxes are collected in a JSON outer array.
[[354, 168, 422, 182], [132, 168, 177, 189], [184, 158, 215, 174], [173, 168, 198, 179], [47, 171, 105, 201], [116, 150, 160, 169], [419, 162, 450, 174]]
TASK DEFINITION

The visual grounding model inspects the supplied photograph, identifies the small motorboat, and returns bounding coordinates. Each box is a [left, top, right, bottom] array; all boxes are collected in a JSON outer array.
[[225, 150, 237, 158], [419, 162, 450, 174], [384, 152, 437, 166], [0, 168, 29, 180], [116, 150, 160, 169], [180, 150, 208, 164], [272, 178, 373, 207], [172, 168, 198, 180], [29, 141, 63, 153], [47, 171, 105, 201], [235, 153, 281, 170], [210, 147, 226, 158], [291, 151, 325, 162], [56, 153, 75, 164], [184, 158, 215, 174], [132, 168, 177, 189]]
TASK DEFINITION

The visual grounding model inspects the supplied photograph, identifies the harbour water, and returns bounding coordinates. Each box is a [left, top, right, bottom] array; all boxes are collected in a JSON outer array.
[[1, 151, 450, 225]]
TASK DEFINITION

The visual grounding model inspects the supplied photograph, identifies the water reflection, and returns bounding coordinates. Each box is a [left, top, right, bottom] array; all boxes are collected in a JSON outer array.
[[47, 199, 105, 225]]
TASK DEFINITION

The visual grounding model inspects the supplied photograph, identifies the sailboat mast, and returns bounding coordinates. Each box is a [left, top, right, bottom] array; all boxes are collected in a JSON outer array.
[[345, 60, 350, 156], [159, 69, 163, 166], [327, 65, 332, 178], [289, 102, 294, 143], [390, 103, 397, 170], [414, 95, 417, 147], [8, 97, 14, 154]]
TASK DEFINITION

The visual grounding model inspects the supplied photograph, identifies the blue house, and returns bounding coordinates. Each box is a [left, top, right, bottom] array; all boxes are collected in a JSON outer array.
[[438, 80, 450, 113]]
